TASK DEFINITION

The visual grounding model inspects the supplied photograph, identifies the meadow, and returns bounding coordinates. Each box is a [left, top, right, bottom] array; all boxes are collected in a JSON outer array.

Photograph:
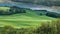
[[0, 7, 54, 28], [0, 6, 60, 34]]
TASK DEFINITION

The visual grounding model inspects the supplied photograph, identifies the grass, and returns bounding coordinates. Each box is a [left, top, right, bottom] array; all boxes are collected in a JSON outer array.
[[0, 7, 54, 28], [0, 7, 10, 11]]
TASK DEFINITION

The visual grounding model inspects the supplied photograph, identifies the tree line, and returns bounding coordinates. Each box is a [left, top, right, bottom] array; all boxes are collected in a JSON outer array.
[[46, 12, 60, 18], [0, 6, 26, 15]]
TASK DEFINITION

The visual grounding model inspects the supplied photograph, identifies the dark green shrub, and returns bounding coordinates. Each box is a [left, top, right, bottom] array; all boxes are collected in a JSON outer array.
[[46, 12, 60, 18], [10, 6, 26, 14]]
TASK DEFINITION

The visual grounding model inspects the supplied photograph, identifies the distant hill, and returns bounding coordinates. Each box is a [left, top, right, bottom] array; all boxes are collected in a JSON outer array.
[[11, 0, 60, 6], [0, 0, 60, 6], [0, 0, 10, 3]]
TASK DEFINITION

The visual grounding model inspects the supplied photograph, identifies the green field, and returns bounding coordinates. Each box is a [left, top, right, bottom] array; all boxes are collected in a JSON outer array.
[[0, 7, 54, 28], [0, 7, 10, 11]]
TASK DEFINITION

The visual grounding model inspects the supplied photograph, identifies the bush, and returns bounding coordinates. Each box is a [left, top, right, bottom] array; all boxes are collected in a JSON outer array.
[[10, 6, 26, 14], [46, 12, 60, 18], [35, 19, 60, 34], [0, 25, 15, 34]]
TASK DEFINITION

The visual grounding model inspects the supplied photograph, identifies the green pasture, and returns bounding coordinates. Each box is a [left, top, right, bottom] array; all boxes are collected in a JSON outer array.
[[0, 7, 54, 28]]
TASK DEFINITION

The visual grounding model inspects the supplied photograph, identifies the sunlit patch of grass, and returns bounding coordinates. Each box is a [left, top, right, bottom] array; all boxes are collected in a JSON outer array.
[[0, 7, 10, 12]]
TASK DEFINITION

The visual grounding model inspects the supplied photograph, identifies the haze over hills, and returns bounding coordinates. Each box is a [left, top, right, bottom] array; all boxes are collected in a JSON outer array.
[[0, 0, 10, 2], [0, 0, 60, 6], [0, 0, 60, 3], [0, 0, 60, 8], [0, 0, 60, 7]]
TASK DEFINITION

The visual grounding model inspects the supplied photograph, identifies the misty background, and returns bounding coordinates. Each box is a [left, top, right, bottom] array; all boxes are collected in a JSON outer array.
[[0, 0, 60, 13]]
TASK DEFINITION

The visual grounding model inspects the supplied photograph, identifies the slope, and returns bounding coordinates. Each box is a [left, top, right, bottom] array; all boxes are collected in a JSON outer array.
[[0, 7, 54, 28]]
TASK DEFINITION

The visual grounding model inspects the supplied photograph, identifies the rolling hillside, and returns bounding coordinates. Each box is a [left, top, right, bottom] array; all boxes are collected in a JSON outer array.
[[0, 7, 54, 28]]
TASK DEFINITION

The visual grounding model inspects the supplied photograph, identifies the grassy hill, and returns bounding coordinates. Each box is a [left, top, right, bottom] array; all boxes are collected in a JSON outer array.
[[0, 7, 54, 28]]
